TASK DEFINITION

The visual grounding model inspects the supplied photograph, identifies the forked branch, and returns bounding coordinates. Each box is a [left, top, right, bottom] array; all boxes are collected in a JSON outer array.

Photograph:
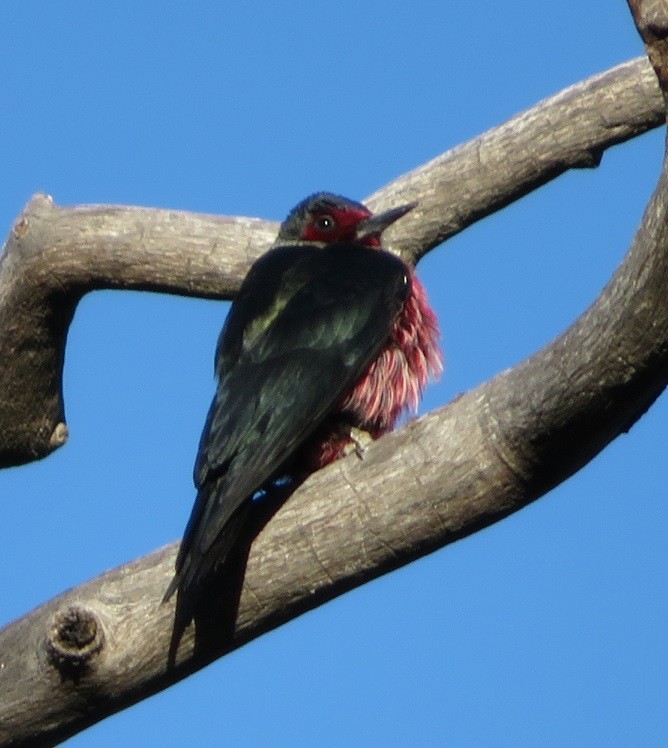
[[0, 56, 662, 467], [0, 11, 666, 746]]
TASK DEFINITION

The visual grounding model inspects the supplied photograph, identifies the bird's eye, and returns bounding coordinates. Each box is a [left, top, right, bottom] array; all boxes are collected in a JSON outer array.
[[314, 214, 336, 232]]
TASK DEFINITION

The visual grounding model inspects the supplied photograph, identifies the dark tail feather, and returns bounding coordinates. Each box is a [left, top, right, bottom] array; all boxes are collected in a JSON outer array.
[[162, 501, 252, 604], [162, 569, 182, 603]]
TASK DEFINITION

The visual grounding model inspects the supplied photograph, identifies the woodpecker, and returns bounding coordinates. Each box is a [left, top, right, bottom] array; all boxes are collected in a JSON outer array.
[[164, 193, 442, 602]]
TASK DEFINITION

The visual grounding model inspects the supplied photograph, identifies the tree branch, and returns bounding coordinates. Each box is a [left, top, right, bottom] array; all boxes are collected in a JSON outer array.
[[0, 56, 662, 468], [1, 33, 667, 748]]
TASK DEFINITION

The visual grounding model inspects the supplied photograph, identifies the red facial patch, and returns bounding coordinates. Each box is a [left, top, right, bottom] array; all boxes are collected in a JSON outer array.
[[301, 206, 372, 244]]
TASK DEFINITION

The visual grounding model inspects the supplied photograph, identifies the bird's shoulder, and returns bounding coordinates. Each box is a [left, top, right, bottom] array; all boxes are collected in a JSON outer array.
[[216, 242, 409, 371]]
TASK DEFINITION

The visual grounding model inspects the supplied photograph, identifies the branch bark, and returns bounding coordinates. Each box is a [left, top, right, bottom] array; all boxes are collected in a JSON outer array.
[[0, 56, 662, 467], [1, 33, 667, 748]]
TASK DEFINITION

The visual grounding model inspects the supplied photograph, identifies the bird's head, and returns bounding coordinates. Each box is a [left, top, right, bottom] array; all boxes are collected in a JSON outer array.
[[276, 192, 416, 248]]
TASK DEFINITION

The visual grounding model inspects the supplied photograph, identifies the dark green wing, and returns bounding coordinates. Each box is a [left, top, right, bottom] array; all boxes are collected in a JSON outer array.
[[169, 242, 409, 598]]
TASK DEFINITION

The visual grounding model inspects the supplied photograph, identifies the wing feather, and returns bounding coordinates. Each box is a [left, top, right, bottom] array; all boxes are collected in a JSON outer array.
[[172, 242, 409, 594]]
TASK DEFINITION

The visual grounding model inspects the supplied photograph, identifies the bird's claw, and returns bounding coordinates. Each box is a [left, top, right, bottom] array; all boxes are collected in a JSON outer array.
[[346, 427, 373, 460]]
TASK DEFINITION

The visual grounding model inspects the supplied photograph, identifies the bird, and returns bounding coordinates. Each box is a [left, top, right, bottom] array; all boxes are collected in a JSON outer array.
[[164, 192, 442, 603]]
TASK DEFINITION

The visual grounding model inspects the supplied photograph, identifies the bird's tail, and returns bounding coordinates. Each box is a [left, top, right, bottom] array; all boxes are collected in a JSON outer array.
[[162, 567, 182, 603], [162, 499, 251, 604]]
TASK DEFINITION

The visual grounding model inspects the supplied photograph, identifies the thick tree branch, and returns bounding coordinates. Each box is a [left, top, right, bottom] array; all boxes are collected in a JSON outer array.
[[2, 138, 667, 741], [1, 22, 668, 741], [0, 56, 662, 467]]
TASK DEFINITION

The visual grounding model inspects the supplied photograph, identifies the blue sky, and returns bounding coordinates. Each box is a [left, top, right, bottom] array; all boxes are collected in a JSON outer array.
[[1, 2, 666, 746]]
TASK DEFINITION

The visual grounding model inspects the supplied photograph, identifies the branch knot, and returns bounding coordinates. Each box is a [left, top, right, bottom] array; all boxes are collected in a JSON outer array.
[[45, 605, 105, 675]]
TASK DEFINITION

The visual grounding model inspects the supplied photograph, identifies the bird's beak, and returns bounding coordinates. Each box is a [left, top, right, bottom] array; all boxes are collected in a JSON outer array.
[[355, 201, 417, 241]]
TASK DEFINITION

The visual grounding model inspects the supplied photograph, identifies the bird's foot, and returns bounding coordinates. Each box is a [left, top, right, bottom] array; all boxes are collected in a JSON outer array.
[[345, 427, 374, 460]]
